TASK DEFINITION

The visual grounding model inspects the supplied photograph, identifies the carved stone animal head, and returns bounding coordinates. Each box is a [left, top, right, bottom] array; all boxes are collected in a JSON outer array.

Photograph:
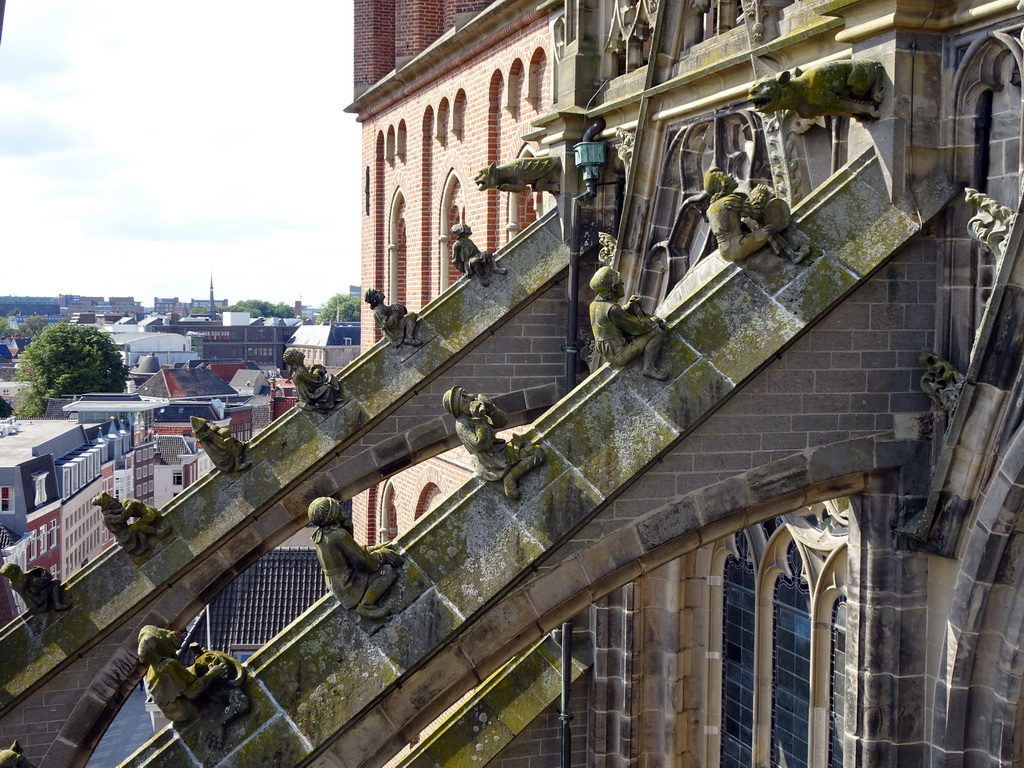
[[473, 163, 499, 191], [748, 71, 792, 114]]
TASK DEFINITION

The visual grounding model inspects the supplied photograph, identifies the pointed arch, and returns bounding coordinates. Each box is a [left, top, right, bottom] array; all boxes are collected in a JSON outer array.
[[388, 189, 408, 308], [438, 171, 466, 292], [453, 89, 467, 141], [419, 106, 435, 306], [506, 59, 525, 117], [436, 97, 450, 144], [527, 48, 547, 111]]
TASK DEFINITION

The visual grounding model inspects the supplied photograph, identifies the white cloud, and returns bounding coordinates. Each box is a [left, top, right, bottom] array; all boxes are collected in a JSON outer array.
[[0, 0, 362, 307]]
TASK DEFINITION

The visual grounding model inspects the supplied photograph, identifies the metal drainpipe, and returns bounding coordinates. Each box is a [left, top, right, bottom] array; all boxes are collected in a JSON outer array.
[[559, 619, 573, 768], [561, 118, 605, 768]]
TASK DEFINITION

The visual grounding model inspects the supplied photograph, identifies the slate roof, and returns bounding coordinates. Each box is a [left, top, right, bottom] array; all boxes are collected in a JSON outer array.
[[0, 367, 16, 382], [154, 402, 222, 425], [43, 397, 76, 419], [135, 367, 237, 399], [155, 435, 197, 465], [229, 369, 269, 395], [185, 548, 327, 654], [0, 525, 21, 550], [287, 323, 360, 347]]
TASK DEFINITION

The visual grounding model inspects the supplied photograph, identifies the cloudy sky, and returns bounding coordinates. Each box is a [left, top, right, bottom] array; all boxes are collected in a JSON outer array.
[[0, 1, 363, 309]]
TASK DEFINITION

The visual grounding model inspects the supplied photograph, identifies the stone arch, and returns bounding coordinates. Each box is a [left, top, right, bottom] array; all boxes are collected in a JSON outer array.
[[379, 480, 399, 542], [932, 423, 1024, 767], [527, 48, 547, 110], [419, 106, 435, 307], [389, 189, 408, 307], [415, 483, 443, 521], [436, 97, 450, 144], [438, 170, 466, 292], [453, 89, 467, 141]]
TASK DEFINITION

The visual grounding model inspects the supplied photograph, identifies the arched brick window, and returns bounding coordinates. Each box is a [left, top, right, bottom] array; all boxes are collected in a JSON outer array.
[[415, 483, 442, 519], [396, 120, 408, 163], [527, 48, 547, 111], [487, 70, 505, 251], [389, 191, 408, 308], [436, 97, 450, 144], [419, 106, 435, 306], [453, 89, 467, 141], [506, 59, 524, 117], [386, 125, 397, 165], [439, 172, 465, 292]]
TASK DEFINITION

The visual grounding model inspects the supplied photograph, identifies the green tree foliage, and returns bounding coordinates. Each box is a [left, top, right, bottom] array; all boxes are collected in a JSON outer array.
[[14, 325, 130, 417], [222, 299, 296, 318], [0, 317, 10, 337], [317, 293, 360, 323], [17, 316, 50, 340]]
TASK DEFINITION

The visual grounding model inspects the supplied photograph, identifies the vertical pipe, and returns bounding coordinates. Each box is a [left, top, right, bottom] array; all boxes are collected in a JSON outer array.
[[560, 618, 573, 768]]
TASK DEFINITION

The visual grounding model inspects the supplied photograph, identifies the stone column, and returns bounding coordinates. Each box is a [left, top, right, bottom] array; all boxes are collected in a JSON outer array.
[[846, 474, 928, 768]]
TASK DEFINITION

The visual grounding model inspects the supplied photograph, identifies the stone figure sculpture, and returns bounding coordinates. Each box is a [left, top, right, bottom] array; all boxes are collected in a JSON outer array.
[[474, 156, 561, 194], [701, 167, 810, 264], [283, 348, 344, 412], [588, 266, 670, 380], [364, 288, 422, 348], [0, 563, 71, 617], [136, 625, 250, 729], [451, 223, 508, 287], [190, 416, 251, 473], [966, 187, 1015, 256], [0, 742, 33, 768], [307, 497, 404, 619], [748, 60, 886, 121], [598, 232, 617, 266], [92, 492, 171, 558], [920, 348, 966, 413], [442, 386, 545, 500]]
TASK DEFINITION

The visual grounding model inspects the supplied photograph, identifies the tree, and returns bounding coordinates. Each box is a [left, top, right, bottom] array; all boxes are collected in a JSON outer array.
[[317, 293, 360, 323], [17, 316, 49, 340], [222, 299, 296, 318], [0, 317, 10, 337], [14, 325, 130, 417]]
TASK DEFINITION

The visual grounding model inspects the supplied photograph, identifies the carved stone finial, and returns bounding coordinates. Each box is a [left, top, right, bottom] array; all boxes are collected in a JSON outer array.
[[474, 156, 561, 195], [965, 187, 1015, 256], [442, 387, 546, 499], [614, 127, 635, 173], [190, 417, 251, 473], [137, 625, 250, 729], [93, 492, 171, 559], [598, 232, 618, 266], [920, 348, 966, 413], [450, 223, 508, 287], [703, 167, 810, 264], [0, 741, 34, 768], [364, 288, 422, 348], [749, 60, 885, 121], [307, 498, 404, 619], [283, 348, 344, 412], [0, 563, 71, 617], [588, 267, 670, 380]]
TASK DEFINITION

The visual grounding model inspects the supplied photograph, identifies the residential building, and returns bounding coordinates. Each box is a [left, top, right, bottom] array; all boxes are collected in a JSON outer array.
[[285, 322, 361, 370]]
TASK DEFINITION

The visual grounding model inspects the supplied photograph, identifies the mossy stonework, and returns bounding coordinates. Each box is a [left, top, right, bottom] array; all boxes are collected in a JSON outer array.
[[0, 213, 570, 763], [119, 151, 952, 767]]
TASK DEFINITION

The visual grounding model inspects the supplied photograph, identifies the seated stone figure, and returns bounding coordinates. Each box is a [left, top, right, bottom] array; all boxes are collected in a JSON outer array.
[[0, 741, 33, 768], [283, 348, 344, 412], [136, 625, 250, 729], [442, 386, 545, 501], [0, 563, 71, 617], [450, 223, 507, 287], [191, 416, 251, 473], [702, 168, 809, 264], [93, 491, 171, 558], [588, 266, 669, 380], [308, 497, 404, 619], [364, 288, 422, 348]]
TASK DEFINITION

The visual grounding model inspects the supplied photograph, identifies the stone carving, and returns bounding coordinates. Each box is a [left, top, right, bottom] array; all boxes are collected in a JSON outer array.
[[615, 127, 635, 174], [920, 348, 966, 413], [137, 625, 250, 729], [364, 288, 422, 348], [598, 232, 617, 266], [749, 60, 885, 121], [307, 497, 404, 619], [0, 742, 33, 768], [606, 0, 656, 73], [451, 223, 508, 287], [966, 187, 1015, 256], [474, 156, 561, 194], [191, 416, 251, 473], [702, 167, 810, 263], [443, 386, 545, 500], [283, 348, 344, 412], [761, 111, 823, 206], [588, 267, 669, 380], [740, 0, 766, 42], [92, 492, 171, 558], [0, 563, 71, 617]]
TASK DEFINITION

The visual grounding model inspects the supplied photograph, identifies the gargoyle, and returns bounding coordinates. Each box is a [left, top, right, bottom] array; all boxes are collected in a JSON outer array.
[[0, 742, 33, 768], [191, 416, 251, 473], [474, 156, 561, 194], [365, 288, 422, 348], [307, 497, 404, 619], [93, 492, 171, 558], [137, 625, 250, 729], [283, 348, 344, 413], [442, 386, 545, 500], [749, 60, 885, 121], [0, 563, 71, 617]]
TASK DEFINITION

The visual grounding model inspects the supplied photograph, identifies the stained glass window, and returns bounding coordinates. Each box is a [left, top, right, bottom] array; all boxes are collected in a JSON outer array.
[[771, 542, 811, 768], [721, 534, 756, 767]]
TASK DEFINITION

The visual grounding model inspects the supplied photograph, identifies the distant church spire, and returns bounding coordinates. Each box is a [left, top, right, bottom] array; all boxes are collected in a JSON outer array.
[[209, 273, 215, 318]]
